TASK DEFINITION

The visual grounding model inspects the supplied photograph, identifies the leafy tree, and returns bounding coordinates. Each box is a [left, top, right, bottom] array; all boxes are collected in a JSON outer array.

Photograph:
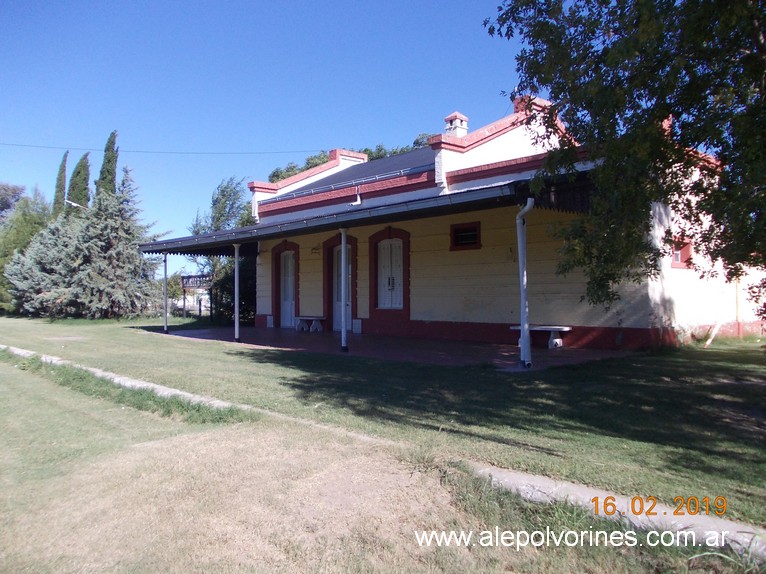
[[0, 188, 51, 312], [66, 152, 90, 210], [189, 176, 251, 284], [358, 134, 432, 161], [52, 151, 68, 217], [189, 177, 255, 320], [166, 271, 184, 301], [0, 183, 24, 222], [268, 151, 330, 183], [486, 0, 766, 315], [411, 133, 432, 148], [94, 130, 118, 199]]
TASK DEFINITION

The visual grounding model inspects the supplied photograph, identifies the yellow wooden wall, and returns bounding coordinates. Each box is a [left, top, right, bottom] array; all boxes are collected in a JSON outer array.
[[256, 206, 656, 328]]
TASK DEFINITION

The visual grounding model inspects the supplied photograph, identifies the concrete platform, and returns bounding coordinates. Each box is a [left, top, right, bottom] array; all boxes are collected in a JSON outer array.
[[167, 326, 633, 370]]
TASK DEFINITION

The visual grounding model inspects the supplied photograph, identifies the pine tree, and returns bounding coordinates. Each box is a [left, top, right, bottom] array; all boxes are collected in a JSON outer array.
[[5, 157, 159, 318], [69, 167, 158, 318], [94, 131, 118, 200], [4, 214, 84, 317], [66, 152, 90, 211], [52, 151, 68, 217], [5, 128, 160, 318]]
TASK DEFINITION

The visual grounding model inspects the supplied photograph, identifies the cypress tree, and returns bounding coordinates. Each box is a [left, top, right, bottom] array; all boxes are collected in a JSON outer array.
[[66, 152, 90, 211], [52, 151, 68, 217], [94, 131, 118, 199]]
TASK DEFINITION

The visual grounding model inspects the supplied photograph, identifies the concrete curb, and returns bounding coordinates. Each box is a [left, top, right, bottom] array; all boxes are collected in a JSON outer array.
[[469, 462, 766, 559], [0, 344, 394, 446]]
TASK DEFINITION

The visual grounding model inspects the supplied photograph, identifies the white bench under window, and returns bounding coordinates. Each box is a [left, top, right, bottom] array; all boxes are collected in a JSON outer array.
[[510, 325, 573, 349], [295, 316, 326, 332]]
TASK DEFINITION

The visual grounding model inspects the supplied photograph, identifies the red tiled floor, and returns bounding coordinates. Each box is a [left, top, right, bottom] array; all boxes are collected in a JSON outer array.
[[169, 326, 633, 370]]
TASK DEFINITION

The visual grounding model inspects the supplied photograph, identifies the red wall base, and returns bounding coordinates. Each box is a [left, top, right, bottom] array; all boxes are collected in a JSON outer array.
[[255, 314, 764, 350], [688, 321, 765, 342], [361, 318, 676, 350]]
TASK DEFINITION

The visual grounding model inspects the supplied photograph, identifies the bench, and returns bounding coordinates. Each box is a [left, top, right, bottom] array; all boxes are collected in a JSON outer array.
[[295, 316, 326, 333], [510, 324, 573, 349]]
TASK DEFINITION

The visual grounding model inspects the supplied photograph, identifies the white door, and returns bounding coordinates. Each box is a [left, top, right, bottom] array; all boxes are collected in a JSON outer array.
[[333, 245, 352, 331], [377, 239, 403, 309], [280, 251, 295, 328]]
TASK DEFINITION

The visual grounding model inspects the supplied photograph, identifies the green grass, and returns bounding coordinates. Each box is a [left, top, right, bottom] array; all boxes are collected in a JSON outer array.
[[0, 317, 764, 527], [0, 349, 260, 424], [0, 359, 195, 484]]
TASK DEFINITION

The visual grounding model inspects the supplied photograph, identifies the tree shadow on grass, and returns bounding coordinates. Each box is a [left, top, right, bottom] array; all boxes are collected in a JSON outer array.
[[225, 345, 765, 485]]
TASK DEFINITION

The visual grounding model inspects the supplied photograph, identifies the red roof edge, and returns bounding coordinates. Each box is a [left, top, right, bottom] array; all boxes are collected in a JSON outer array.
[[429, 97, 554, 153], [446, 147, 590, 185], [248, 148, 368, 194]]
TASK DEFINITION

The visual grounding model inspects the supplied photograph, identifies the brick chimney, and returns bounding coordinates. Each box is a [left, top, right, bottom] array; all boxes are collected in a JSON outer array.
[[444, 111, 469, 137]]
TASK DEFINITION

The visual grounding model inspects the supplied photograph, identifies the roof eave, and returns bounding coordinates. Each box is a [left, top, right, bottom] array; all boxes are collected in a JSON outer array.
[[140, 183, 524, 256]]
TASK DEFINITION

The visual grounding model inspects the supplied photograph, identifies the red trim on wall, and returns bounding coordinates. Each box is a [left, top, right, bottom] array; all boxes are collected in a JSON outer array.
[[368, 226, 411, 331], [561, 326, 679, 350], [690, 321, 765, 340], [322, 233, 358, 331], [446, 148, 590, 185], [253, 316, 764, 345], [258, 171, 436, 216], [248, 149, 368, 194], [270, 240, 300, 327], [360, 317, 681, 350], [671, 239, 693, 269]]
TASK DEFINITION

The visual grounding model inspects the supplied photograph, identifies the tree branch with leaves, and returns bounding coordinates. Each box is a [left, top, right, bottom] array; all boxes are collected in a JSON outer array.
[[487, 0, 765, 316]]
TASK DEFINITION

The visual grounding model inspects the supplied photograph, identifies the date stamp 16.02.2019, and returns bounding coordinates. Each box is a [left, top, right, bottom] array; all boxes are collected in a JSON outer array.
[[591, 495, 727, 518]]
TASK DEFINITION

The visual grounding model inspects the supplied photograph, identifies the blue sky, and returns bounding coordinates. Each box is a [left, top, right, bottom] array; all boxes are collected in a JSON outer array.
[[1, 1, 521, 274]]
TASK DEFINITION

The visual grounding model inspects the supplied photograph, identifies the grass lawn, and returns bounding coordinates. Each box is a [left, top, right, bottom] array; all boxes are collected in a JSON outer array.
[[0, 316, 764, 535], [0, 361, 473, 572], [2, 326, 761, 572]]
